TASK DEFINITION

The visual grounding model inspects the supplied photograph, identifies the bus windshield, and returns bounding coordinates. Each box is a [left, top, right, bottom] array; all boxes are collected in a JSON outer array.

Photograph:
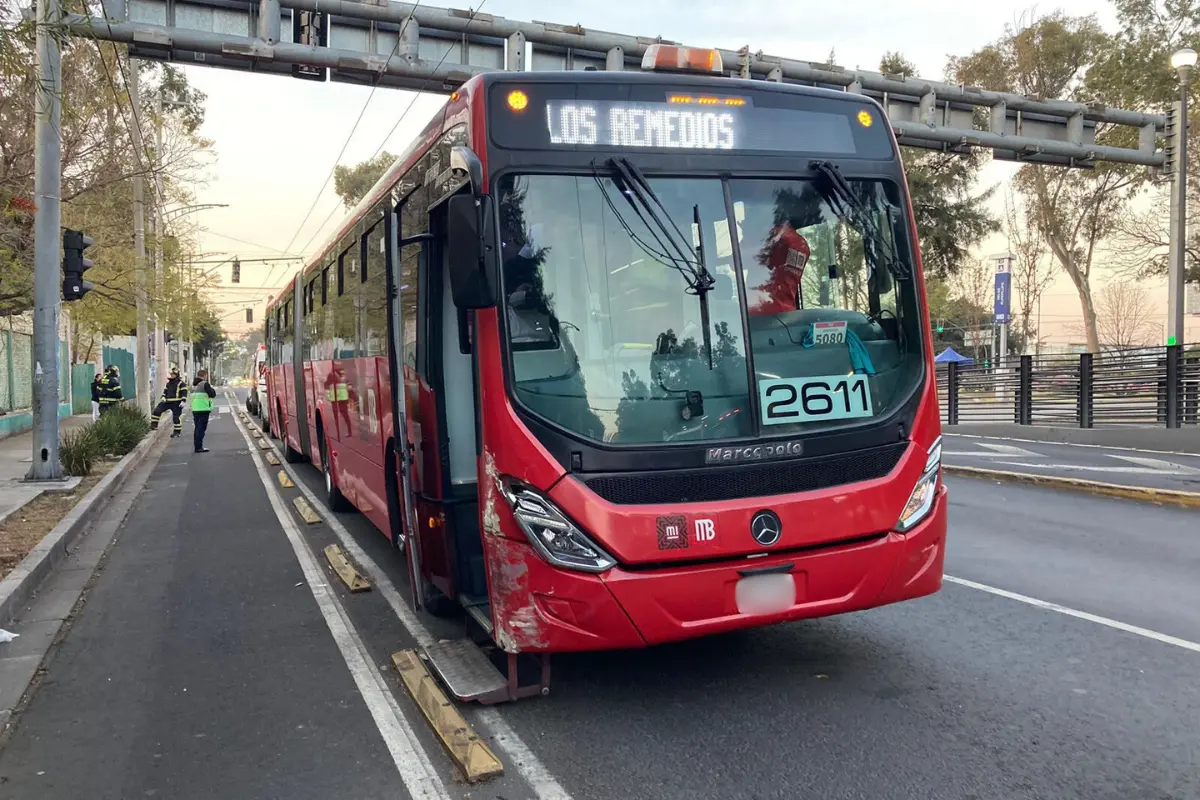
[[496, 171, 924, 446]]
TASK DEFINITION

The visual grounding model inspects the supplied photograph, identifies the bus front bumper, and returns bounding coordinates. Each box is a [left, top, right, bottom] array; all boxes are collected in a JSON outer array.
[[485, 488, 947, 653]]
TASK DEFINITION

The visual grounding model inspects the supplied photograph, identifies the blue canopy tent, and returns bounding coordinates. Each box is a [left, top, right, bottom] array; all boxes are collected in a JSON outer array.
[[934, 347, 973, 364]]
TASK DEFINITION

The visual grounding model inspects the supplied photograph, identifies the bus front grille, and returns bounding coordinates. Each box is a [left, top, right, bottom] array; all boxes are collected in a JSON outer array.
[[580, 442, 910, 505]]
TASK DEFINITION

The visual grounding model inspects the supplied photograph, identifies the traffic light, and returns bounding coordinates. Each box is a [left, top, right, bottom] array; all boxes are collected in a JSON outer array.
[[61, 228, 95, 301], [936, 320, 944, 334], [231, 257, 241, 283]]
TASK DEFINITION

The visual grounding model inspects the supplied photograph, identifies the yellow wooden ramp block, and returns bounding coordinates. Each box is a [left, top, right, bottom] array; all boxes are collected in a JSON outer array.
[[292, 496, 321, 524], [324, 544, 370, 592], [277, 470, 294, 488], [257, 439, 272, 450], [252, 430, 263, 439], [265, 452, 281, 466], [391, 650, 504, 783]]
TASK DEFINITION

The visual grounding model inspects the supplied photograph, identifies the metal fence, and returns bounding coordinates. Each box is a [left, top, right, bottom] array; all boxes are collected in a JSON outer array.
[[937, 343, 1200, 428]]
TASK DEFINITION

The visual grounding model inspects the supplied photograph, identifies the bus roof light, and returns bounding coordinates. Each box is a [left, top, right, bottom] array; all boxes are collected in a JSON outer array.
[[641, 44, 724, 75]]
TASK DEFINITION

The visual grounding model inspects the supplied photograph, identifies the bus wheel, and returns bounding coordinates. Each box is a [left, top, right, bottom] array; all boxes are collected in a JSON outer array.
[[422, 583, 458, 618], [319, 433, 350, 512], [284, 441, 305, 463]]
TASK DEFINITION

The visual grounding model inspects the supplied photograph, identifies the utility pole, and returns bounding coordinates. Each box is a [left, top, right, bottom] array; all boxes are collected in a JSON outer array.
[[154, 88, 167, 396], [28, 0, 64, 481], [1167, 48, 1196, 347], [129, 61, 151, 414]]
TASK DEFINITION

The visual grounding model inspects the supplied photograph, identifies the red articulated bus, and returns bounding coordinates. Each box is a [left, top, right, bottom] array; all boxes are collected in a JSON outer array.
[[264, 44, 947, 703]]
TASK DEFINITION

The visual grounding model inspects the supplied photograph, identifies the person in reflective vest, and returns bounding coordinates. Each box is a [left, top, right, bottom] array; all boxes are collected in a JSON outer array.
[[152, 366, 188, 438], [97, 365, 123, 414], [324, 363, 353, 437], [190, 368, 217, 453]]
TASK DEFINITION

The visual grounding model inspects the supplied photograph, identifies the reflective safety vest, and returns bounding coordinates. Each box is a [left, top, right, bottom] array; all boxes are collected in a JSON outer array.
[[326, 382, 349, 401], [190, 388, 213, 412]]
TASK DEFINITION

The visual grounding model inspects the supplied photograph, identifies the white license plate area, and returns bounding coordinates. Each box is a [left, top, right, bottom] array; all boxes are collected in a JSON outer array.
[[735, 572, 796, 615]]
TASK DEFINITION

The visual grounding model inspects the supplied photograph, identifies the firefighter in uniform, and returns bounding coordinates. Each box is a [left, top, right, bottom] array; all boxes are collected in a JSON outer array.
[[152, 366, 188, 437], [97, 365, 123, 414]]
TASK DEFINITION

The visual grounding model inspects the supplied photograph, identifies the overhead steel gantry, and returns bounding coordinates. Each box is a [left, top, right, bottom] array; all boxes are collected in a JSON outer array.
[[63, 0, 1166, 169]]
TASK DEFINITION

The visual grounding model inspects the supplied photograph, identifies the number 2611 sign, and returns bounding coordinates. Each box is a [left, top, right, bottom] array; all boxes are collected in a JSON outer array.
[[758, 375, 873, 425]]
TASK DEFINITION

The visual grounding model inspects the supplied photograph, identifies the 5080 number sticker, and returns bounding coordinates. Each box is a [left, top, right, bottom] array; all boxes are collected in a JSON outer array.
[[758, 375, 873, 425]]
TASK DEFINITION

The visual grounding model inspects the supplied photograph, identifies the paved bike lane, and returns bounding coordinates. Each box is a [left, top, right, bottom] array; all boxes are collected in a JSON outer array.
[[0, 407, 406, 800]]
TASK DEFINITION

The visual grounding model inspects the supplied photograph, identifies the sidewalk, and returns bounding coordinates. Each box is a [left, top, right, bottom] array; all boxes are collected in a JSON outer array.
[[947, 423, 1200, 454], [0, 416, 93, 526]]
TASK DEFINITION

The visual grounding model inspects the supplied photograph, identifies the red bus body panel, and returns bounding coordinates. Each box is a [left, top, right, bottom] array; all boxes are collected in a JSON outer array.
[[264, 73, 947, 656]]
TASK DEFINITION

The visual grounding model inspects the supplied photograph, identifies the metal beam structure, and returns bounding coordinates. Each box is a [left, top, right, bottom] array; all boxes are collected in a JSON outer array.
[[67, 0, 1167, 168]]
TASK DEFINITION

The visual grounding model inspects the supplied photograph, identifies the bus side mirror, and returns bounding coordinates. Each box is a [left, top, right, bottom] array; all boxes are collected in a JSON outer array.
[[447, 194, 497, 309]]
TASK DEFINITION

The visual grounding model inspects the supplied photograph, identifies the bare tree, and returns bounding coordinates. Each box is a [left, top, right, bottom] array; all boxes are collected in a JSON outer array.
[[1005, 191, 1057, 354], [1068, 282, 1158, 351], [950, 258, 994, 363]]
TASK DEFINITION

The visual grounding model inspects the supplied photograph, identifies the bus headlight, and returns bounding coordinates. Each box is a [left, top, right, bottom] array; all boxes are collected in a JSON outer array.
[[499, 479, 617, 573], [896, 437, 942, 533]]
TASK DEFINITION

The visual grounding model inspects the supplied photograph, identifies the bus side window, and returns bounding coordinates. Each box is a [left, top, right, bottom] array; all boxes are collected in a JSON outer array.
[[397, 185, 427, 370]]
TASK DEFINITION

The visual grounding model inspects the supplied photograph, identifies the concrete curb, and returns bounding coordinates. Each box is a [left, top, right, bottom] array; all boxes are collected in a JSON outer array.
[[0, 425, 169, 627], [944, 464, 1200, 509]]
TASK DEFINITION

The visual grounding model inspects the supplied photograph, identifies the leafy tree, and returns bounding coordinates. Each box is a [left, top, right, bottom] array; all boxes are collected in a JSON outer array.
[[1088, 0, 1200, 283], [192, 303, 226, 359], [950, 12, 1140, 353], [879, 53, 998, 280], [2, 32, 209, 325], [333, 152, 395, 209]]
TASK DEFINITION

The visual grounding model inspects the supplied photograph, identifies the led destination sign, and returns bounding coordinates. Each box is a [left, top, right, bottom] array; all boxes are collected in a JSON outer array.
[[548, 101, 737, 149], [490, 83, 894, 158]]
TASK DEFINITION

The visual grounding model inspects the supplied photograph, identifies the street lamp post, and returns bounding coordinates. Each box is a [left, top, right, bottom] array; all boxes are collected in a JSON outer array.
[[1167, 47, 1196, 347]]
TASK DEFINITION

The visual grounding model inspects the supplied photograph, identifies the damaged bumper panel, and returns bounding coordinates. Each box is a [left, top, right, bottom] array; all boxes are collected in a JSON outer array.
[[482, 489, 947, 653]]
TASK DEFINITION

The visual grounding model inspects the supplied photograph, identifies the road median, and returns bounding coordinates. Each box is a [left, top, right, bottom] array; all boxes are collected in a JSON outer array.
[[944, 464, 1200, 509]]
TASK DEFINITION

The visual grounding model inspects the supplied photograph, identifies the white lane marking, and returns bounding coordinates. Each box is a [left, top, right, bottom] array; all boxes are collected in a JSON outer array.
[[944, 432, 1200, 460], [947, 443, 1043, 458], [476, 709, 574, 800], [989, 460, 1196, 476], [1105, 455, 1200, 474], [945, 575, 1200, 655], [232, 394, 575, 800], [228, 401, 452, 800]]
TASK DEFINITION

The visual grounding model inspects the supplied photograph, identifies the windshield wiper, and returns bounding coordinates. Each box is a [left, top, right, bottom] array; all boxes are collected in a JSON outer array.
[[594, 157, 717, 369], [808, 160, 911, 281]]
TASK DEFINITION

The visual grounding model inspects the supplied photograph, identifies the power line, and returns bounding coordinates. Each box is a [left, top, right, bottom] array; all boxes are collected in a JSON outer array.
[[295, 0, 491, 261], [200, 229, 301, 255], [281, 1, 425, 257]]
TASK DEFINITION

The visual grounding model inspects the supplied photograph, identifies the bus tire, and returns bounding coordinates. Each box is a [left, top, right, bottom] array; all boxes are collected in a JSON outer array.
[[284, 441, 305, 463], [422, 583, 458, 618], [319, 429, 350, 512]]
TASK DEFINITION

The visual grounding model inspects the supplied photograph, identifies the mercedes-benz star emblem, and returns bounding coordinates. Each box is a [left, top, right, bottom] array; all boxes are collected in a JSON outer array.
[[750, 510, 782, 546]]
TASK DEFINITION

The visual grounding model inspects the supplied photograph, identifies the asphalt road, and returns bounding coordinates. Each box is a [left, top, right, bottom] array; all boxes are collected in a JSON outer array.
[[943, 433, 1200, 492], [0, 392, 1197, 800]]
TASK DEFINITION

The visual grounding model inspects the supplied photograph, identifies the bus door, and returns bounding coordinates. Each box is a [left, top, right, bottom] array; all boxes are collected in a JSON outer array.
[[388, 193, 430, 611], [393, 179, 486, 627], [290, 280, 311, 459]]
